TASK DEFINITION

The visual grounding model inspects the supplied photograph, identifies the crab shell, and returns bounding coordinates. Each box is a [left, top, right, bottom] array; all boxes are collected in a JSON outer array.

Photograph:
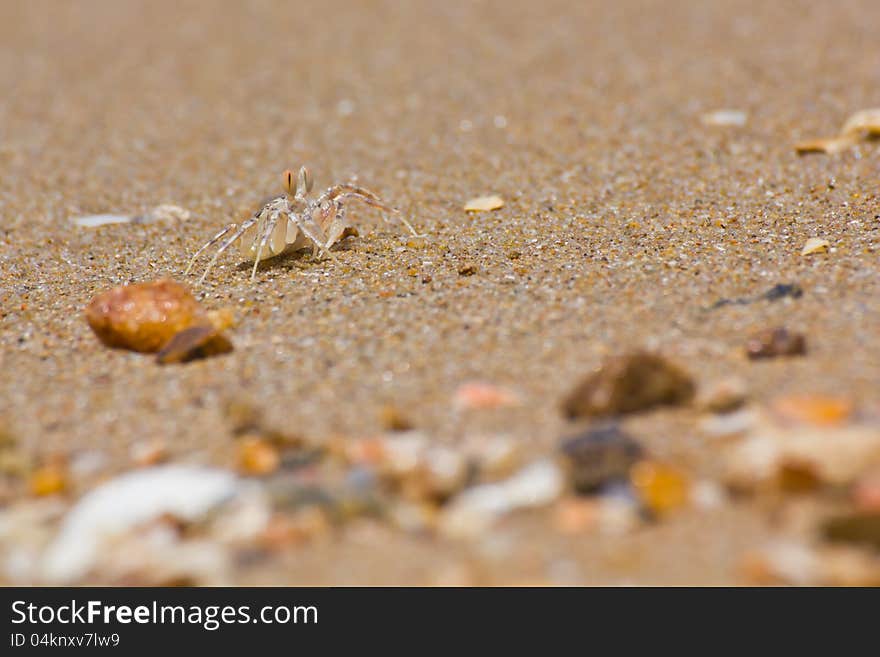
[[237, 202, 333, 262]]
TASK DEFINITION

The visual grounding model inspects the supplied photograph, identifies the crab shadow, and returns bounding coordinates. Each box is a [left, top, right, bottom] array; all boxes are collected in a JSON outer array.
[[232, 237, 359, 275]]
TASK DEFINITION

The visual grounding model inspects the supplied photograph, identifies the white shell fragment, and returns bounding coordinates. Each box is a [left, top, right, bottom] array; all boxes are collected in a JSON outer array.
[[71, 214, 133, 227], [795, 107, 880, 154], [464, 195, 505, 212], [801, 237, 830, 256], [840, 108, 880, 137], [440, 459, 565, 538], [41, 465, 242, 582], [701, 110, 747, 127]]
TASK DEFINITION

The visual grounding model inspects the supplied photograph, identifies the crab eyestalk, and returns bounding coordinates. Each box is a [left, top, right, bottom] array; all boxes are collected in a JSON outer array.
[[282, 169, 296, 196], [298, 166, 313, 195]]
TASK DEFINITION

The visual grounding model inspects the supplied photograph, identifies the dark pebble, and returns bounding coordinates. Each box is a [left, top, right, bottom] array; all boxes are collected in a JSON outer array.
[[822, 512, 880, 550], [559, 424, 643, 493]]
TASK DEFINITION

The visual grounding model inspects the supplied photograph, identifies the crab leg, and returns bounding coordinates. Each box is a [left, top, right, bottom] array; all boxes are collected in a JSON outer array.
[[184, 223, 236, 275], [250, 211, 280, 281], [316, 184, 420, 237], [197, 215, 259, 284]]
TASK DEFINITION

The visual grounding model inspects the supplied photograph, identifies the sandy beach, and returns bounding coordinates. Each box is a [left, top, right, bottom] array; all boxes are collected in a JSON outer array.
[[1, 0, 879, 584]]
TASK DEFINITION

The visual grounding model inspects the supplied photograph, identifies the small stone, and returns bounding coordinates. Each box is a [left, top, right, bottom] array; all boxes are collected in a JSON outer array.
[[697, 377, 748, 413], [236, 437, 280, 476], [561, 351, 695, 418], [559, 425, 643, 493], [724, 423, 880, 490], [85, 279, 207, 353], [771, 395, 853, 426], [630, 461, 690, 516], [156, 325, 233, 364], [801, 237, 830, 256], [29, 462, 67, 497], [457, 264, 478, 276], [454, 382, 519, 411], [379, 405, 414, 432], [464, 195, 504, 212], [746, 327, 806, 359]]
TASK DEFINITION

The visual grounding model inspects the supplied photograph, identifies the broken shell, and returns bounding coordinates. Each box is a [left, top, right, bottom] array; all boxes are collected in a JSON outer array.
[[795, 135, 858, 155], [840, 108, 880, 137], [801, 237, 830, 256], [155, 325, 233, 364], [464, 195, 504, 212], [700, 109, 747, 127]]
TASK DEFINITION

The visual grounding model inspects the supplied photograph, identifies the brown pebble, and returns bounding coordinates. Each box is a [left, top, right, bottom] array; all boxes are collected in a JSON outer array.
[[379, 405, 414, 432], [155, 325, 233, 364], [458, 264, 477, 276], [746, 327, 806, 359], [85, 279, 206, 353], [561, 351, 695, 418]]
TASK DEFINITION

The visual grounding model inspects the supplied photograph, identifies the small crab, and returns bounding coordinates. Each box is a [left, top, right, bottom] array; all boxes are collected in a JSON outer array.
[[185, 166, 419, 282]]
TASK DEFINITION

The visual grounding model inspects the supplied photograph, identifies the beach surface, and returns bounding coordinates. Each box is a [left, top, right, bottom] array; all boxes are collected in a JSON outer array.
[[1, 0, 879, 584]]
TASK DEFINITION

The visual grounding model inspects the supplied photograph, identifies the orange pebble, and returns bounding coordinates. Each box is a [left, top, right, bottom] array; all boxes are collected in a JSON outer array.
[[29, 463, 67, 496], [453, 382, 519, 411], [236, 437, 280, 476], [630, 461, 689, 516], [771, 395, 854, 426]]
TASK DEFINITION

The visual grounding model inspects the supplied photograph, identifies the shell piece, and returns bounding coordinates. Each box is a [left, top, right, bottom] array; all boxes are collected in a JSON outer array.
[[41, 466, 243, 582], [840, 108, 880, 137], [801, 237, 830, 256], [700, 110, 747, 127], [155, 326, 233, 364], [464, 195, 504, 212], [71, 214, 133, 227]]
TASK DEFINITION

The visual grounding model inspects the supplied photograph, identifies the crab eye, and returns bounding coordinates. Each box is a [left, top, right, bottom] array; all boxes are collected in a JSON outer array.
[[299, 166, 314, 193], [282, 169, 295, 195]]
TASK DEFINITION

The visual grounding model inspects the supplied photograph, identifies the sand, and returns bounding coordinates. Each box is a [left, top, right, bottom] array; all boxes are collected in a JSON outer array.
[[1, 0, 878, 584]]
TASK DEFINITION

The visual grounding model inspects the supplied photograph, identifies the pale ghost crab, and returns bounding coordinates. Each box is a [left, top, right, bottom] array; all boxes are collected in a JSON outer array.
[[185, 167, 419, 282]]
